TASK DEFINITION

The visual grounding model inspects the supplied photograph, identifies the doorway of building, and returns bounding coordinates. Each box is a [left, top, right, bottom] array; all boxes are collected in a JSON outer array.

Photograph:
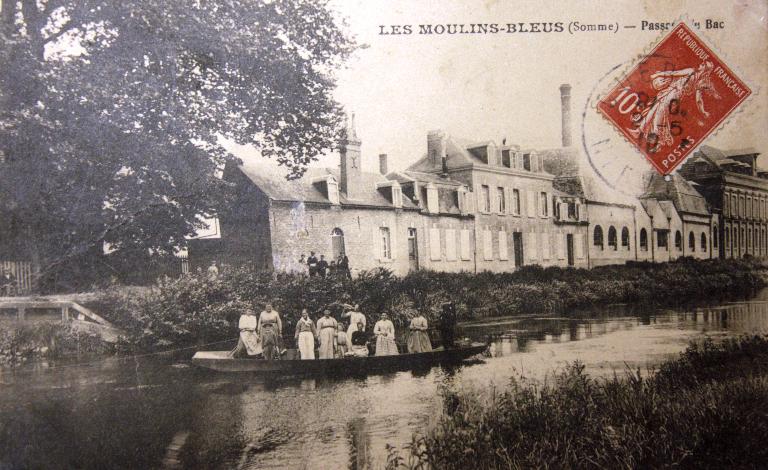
[[566, 233, 575, 266], [407, 228, 419, 271], [331, 228, 345, 260], [513, 232, 524, 268]]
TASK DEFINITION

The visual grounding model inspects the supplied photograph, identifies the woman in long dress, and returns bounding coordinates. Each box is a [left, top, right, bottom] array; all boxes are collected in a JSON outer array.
[[335, 323, 349, 357], [230, 308, 261, 357], [373, 312, 398, 356], [258, 303, 282, 361], [316, 310, 338, 359], [407, 314, 432, 353], [343, 304, 366, 346], [294, 309, 317, 360]]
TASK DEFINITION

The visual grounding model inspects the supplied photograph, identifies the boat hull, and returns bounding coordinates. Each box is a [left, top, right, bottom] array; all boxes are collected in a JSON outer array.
[[191, 343, 487, 374]]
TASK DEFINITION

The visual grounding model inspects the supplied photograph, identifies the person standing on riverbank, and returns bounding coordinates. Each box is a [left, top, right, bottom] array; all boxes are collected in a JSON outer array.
[[307, 252, 318, 276], [316, 310, 338, 359], [230, 308, 261, 358], [407, 313, 432, 353], [294, 309, 317, 360], [373, 313, 398, 356], [258, 304, 282, 360]]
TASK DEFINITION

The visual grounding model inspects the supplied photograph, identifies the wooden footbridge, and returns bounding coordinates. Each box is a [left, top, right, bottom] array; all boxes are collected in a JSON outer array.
[[0, 294, 123, 343]]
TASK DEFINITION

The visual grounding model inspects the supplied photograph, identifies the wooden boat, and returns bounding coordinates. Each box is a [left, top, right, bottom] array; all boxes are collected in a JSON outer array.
[[191, 342, 488, 374]]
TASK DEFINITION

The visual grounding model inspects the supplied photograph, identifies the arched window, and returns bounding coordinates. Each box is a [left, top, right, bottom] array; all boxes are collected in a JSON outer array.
[[701, 232, 707, 251], [594, 225, 604, 249], [607, 226, 617, 250], [713, 226, 718, 248], [331, 228, 346, 259], [640, 228, 648, 251], [621, 227, 630, 248], [675, 231, 682, 250], [689, 231, 695, 252]]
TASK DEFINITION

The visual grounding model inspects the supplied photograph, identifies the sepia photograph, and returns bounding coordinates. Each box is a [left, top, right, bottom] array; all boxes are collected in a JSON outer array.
[[1, 0, 767, 468]]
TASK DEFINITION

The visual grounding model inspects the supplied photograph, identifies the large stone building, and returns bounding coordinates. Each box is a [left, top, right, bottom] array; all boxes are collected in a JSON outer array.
[[195, 86, 741, 275], [679, 145, 766, 258]]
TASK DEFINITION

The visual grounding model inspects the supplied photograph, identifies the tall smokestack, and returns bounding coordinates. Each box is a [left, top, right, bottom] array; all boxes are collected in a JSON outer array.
[[559, 84, 572, 148], [379, 153, 388, 175]]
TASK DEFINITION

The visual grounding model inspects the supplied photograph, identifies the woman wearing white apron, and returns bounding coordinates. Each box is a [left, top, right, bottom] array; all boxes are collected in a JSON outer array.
[[294, 309, 317, 360]]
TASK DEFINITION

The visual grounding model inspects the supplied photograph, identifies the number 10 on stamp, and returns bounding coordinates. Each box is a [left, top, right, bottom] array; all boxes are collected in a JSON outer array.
[[597, 23, 751, 175]]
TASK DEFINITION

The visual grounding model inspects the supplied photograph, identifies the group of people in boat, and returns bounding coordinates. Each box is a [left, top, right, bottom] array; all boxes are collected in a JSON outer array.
[[231, 303, 433, 360]]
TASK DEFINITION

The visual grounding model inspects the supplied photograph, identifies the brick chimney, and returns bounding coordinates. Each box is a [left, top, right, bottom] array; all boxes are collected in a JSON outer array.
[[559, 84, 572, 148], [427, 130, 447, 170], [379, 153, 388, 175], [339, 113, 362, 200]]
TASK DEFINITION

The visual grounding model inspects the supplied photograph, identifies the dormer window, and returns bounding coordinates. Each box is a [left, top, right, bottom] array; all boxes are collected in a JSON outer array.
[[426, 183, 439, 213], [501, 149, 511, 168], [327, 176, 340, 204], [523, 153, 531, 171], [392, 182, 402, 208]]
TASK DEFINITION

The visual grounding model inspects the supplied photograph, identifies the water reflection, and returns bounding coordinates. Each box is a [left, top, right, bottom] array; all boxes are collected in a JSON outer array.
[[3, 298, 768, 469]]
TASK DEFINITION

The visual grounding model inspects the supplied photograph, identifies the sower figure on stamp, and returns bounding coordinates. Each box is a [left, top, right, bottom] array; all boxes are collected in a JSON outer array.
[[628, 61, 720, 149]]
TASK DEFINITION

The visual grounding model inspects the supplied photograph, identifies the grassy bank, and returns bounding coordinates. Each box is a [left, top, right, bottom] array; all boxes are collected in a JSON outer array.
[[89, 257, 765, 352], [387, 335, 768, 469]]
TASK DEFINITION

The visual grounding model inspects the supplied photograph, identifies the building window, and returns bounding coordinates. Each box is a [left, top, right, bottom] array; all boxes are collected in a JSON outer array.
[[621, 227, 630, 248], [512, 189, 521, 215], [593, 225, 604, 249], [658, 230, 669, 248], [567, 202, 576, 219], [501, 149, 511, 168], [379, 227, 391, 260], [540, 192, 548, 217], [741, 196, 746, 216], [675, 230, 682, 250], [497, 187, 506, 213], [713, 226, 719, 248], [701, 233, 707, 251], [640, 228, 648, 251], [608, 226, 617, 250], [689, 231, 695, 252], [731, 195, 737, 217], [523, 153, 531, 171], [748, 197, 753, 218], [481, 185, 490, 213], [724, 227, 729, 248]]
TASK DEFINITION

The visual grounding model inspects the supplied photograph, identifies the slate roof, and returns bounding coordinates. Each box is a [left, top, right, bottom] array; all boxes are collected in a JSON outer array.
[[236, 158, 418, 210], [642, 173, 710, 215]]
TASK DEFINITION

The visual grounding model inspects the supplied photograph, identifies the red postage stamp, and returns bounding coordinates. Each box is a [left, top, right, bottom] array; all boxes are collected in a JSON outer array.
[[597, 23, 751, 175]]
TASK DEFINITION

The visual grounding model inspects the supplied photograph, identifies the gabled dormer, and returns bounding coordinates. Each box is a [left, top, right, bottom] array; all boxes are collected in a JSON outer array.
[[312, 174, 340, 205], [376, 180, 403, 208]]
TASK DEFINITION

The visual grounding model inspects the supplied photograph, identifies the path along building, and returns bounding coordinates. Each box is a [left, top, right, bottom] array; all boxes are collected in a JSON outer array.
[[192, 85, 758, 276]]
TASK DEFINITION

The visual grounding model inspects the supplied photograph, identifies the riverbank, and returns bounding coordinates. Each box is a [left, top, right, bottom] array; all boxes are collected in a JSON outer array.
[[92, 257, 764, 352], [2, 257, 764, 363], [388, 335, 768, 469]]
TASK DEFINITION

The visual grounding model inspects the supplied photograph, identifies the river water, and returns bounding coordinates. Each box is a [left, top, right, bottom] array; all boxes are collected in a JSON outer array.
[[3, 295, 768, 469]]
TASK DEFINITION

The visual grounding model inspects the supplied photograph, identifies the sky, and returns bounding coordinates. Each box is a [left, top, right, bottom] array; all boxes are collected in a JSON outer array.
[[276, 0, 768, 174]]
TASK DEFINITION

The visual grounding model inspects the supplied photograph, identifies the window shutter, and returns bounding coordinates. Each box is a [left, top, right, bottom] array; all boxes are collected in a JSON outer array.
[[527, 191, 536, 218], [429, 228, 441, 261], [526, 232, 538, 260], [373, 227, 381, 261], [499, 231, 508, 260], [489, 188, 496, 214], [505, 188, 514, 215], [557, 234, 566, 259], [575, 234, 585, 259], [541, 233, 550, 260], [445, 229, 457, 261], [460, 229, 472, 260], [483, 230, 493, 260]]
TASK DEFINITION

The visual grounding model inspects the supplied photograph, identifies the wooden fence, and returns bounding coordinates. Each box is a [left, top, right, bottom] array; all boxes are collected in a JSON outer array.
[[0, 260, 33, 295]]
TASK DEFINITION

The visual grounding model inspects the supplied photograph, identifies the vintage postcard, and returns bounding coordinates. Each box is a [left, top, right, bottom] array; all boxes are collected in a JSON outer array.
[[1, 0, 767, 469]]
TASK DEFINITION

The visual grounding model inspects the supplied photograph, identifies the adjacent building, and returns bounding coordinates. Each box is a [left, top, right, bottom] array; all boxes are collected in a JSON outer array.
[[194, 86, 753, 275]]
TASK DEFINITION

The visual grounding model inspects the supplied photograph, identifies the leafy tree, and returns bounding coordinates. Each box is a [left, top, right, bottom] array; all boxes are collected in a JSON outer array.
[[0, 0, 353, 288]]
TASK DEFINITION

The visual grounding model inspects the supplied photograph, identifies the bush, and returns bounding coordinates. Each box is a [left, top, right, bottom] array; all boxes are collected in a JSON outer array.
[[391, 335, 768, 469], [92, 258, 766, 352], [0, 322, 107, 365]]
